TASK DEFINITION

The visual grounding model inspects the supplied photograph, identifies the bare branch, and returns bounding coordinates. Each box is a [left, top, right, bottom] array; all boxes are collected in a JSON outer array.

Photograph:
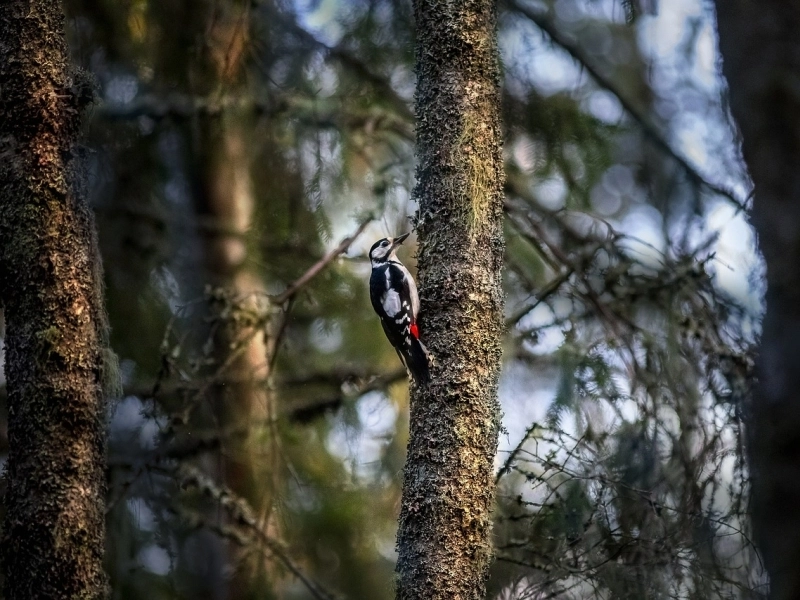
[[97, 94, 415, 140], [287, 368, 408, 423], [263, 5, 414, 122], [506, 268, 574, 328], [272, 216, 374, 305], [496, 422, 541, 484], [504, 0, 749, 212], [179, 466, 339, 600], [96, 93, 271, 120]]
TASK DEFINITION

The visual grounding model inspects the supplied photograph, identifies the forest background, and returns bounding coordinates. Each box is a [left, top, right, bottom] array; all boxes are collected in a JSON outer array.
[[0, 0, 767, 598]]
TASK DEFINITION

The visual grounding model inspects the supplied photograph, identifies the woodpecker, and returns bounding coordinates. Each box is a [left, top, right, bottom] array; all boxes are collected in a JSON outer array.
[[369, 233, 430, 384]]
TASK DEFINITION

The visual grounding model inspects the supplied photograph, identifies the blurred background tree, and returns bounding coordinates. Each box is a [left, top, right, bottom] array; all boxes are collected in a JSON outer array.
[[715, 3, 800, 599], [0, 0, 764, 598]]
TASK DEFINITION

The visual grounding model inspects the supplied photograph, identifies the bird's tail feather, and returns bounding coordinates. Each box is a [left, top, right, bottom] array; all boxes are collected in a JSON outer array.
[[403, 338, 431, 384]]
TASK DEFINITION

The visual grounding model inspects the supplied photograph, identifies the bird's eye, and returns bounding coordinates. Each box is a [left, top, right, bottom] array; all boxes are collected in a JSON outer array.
[[381, 241, 389, 247]]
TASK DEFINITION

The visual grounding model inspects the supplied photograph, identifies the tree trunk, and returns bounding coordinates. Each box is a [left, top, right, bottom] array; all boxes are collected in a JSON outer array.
[[189, 4, 281, 597], [714, 4, 800, 599], [195, 116, 278, 600], [0, 2, 109, 599], [395, 2, 505, 599]]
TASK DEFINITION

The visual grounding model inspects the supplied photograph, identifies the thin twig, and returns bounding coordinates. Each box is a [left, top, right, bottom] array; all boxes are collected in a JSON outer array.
[[287, 368, 407, 422], [262, 5, 414, 122], [506, 268, 574, 328], [272, 217, 374, 305], [497, 422, 541, 484], [504, 0, 749, 212], [98, 94, 415, 141], [178, 466, 339, 600]]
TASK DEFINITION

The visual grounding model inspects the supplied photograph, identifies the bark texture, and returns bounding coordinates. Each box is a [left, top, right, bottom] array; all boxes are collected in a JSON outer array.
[[395, 2, 504, 599], [0, 1, 109, 599], [714, 4, 800, 599]]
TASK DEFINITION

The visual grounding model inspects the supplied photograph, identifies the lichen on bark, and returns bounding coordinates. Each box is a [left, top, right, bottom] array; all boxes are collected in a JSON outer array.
[[0, 1, 110, 598], [395, 2, 505, 599]]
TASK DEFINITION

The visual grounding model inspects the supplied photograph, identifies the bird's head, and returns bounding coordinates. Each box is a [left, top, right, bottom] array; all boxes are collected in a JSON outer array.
[[369, 232, 410, 265]]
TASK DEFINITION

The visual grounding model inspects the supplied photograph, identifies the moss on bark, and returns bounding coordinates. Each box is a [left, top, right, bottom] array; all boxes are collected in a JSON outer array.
[[0, 2, 109, 598], [395, 2, 505, 599]]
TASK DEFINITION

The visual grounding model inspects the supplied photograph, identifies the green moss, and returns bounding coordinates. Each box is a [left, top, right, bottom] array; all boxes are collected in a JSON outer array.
[[100, 346, 122, 399], [453, 115, 494, 239], [36, 326, 62, 360]]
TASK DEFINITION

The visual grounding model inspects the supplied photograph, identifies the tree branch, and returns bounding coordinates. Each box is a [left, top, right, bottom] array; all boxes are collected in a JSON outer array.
[[504, 0, 749, 212], [97, 94, 414, 140], [262, 5, 414, 122], [178, 466, 339, 600], [286, 368, 408, 423], [272, 216, 374, 305]]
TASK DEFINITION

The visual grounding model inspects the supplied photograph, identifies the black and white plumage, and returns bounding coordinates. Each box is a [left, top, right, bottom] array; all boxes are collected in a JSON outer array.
[[369, 233, 431, 384]]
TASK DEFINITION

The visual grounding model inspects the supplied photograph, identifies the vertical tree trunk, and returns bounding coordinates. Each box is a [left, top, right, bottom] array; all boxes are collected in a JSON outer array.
[[189, 4, 280, 597], [196, 116, 277, 599], [395, 2, 505, 599], [0, 2, 109, 599], [714, 4, 800, 599]]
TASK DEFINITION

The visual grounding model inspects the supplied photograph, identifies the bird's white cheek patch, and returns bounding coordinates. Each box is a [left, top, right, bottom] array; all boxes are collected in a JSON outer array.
[[382, 290, 402, 316]]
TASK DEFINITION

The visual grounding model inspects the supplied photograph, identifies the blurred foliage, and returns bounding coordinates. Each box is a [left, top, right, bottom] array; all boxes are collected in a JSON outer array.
[[493, 203, 757, 597], [0, 0, 762, 598]]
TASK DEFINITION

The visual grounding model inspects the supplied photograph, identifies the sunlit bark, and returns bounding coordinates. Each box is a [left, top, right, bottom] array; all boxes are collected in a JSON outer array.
[[0, 1, 109, 597], [395, 1, 505, 598]]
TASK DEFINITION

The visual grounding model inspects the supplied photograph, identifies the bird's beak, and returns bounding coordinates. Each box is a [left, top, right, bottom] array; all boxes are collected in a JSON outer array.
[[393, 232, 411, 247]]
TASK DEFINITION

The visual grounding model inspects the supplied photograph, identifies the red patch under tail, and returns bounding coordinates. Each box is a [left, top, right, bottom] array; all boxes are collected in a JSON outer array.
[[410, 323, 419, 339]]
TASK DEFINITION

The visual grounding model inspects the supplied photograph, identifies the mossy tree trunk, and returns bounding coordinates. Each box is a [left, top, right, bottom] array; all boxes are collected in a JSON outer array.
[[395, 2, 504, 599], [0, 1, 109, 599], [714, 4, 800, 599]]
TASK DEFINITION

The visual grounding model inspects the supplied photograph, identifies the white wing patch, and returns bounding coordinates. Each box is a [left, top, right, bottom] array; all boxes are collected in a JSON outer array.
[[395, 262, 420, 318], [382, 289, 402, 316]]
